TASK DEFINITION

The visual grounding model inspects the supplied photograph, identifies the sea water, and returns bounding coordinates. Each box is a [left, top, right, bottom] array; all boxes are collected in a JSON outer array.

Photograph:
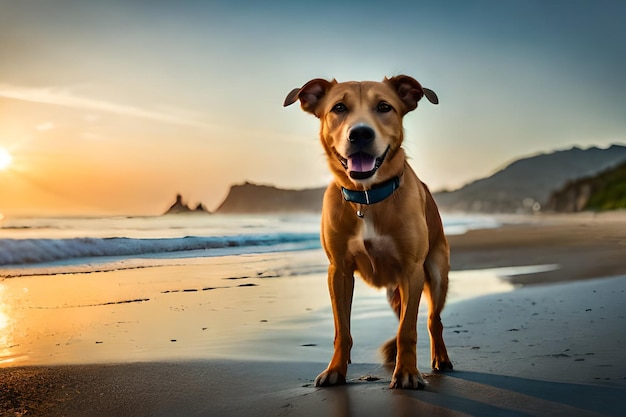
[[0, 213, 499, 273]]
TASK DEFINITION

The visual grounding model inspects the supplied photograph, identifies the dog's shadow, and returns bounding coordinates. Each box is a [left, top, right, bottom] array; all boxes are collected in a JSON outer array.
[[292, 369, 622, 417]]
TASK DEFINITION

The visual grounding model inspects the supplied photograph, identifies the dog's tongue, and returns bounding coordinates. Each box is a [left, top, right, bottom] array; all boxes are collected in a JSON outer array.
[[348, 153, 376, 173]]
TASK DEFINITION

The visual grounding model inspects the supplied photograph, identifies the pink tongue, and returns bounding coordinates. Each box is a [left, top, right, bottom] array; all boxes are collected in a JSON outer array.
[[348, 153, 376, 172]]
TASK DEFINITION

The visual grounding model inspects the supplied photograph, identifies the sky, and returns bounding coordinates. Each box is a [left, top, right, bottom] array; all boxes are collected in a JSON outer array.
[[0, 0, 625, 216]]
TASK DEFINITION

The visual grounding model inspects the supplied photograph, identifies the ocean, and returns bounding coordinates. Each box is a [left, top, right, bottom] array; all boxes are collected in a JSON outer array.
[[0, 213, 499, 275], [0, 214, 319, 272]]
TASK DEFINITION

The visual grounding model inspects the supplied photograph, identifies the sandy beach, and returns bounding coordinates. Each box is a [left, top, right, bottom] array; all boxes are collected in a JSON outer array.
[[1, 213, 625, 416]]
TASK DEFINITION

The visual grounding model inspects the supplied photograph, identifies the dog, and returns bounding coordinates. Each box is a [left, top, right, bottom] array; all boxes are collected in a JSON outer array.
[[283, 75, 452, 389]]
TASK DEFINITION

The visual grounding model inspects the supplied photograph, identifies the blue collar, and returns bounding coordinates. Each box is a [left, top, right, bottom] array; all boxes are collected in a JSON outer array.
[[341, 176, 400, 205]]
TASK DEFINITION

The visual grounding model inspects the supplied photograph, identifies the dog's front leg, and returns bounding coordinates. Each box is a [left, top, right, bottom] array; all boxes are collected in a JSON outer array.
[[390, 266, 427, 389], [315, 263, 354, 387]]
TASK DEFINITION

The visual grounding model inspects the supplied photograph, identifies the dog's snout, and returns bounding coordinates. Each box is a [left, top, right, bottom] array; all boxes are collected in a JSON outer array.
[[348, 126, 375, 147]]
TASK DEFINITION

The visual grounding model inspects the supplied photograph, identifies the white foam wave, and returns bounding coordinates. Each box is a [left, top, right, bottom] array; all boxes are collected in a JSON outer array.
[[0, 233, 321, 266]]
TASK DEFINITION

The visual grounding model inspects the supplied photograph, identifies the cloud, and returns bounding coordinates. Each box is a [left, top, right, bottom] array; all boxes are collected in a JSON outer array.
[[0, 85, 213, 130]]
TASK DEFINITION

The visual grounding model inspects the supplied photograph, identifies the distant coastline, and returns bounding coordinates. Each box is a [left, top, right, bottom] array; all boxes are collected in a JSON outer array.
[[163, 144, 626, 216], [213, 181, 325, 214], [164, 182, 325, 216]]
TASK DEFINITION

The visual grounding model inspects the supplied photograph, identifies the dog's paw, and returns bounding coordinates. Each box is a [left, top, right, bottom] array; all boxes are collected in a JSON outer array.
[[389, 368, 426, 390], [432, 359, 453, 372], [314, 369, 347, 387]]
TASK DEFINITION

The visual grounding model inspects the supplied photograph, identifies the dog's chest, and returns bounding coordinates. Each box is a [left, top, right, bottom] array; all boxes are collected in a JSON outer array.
[[347, 217, 401, 286]]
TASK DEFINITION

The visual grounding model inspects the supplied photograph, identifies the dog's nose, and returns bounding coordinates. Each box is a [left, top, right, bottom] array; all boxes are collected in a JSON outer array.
[[348, 126, 375, 147]]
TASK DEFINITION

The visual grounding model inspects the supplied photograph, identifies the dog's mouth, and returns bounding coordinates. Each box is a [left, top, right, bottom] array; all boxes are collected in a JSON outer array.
[[334, 146, 391, 180]]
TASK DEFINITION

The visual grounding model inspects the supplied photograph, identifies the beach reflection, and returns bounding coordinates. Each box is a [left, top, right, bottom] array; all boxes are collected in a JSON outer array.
[[0, 252, 332, 367], [447, 264, 559, 302], [449, 269, 515, 302], [0, 283, 19, 364], [0, 248, 559, 368]]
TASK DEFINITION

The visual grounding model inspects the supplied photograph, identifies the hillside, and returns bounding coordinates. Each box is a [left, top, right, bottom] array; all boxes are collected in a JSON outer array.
[[433, 145, 626, 213], [214, 182, 325, 214], [545, 160, 626, 212], [209, 145, 626, 215]]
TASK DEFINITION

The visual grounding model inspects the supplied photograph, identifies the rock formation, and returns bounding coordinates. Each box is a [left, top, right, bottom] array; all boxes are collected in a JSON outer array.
[[163, 194, 210, 215]]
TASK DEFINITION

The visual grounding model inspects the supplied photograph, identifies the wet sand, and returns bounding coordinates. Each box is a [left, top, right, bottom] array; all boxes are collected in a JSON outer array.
[[1, 213, 626, 416], [449, 212, 626, 285]]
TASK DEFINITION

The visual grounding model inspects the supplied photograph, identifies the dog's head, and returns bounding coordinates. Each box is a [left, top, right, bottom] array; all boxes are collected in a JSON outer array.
[[284, 75, 438, 188]]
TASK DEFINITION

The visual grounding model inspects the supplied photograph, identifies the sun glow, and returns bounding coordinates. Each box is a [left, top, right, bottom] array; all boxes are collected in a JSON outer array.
[[0, 148, 12, 170]]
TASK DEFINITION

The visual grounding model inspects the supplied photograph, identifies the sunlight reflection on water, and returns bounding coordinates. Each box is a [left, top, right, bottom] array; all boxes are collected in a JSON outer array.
[[447, 264, 559, 302], [0, 283, 20, 365]]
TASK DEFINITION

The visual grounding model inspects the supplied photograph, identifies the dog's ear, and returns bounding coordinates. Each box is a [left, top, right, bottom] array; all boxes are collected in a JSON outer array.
[[385, 75, 438, 113], [283, 79, 336, 117]]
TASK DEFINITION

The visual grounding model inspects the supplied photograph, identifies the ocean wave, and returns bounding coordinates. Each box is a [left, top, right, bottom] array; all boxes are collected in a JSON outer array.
[[0, 233, 321, 266]]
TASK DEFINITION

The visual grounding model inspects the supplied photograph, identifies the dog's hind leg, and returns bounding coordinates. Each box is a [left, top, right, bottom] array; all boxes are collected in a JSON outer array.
[[381, 286, 401, 367], [424, 251, 453, 371]]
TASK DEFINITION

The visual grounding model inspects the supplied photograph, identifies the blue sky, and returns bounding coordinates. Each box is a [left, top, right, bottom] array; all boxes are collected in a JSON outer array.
[[0, 0, 625, 214]]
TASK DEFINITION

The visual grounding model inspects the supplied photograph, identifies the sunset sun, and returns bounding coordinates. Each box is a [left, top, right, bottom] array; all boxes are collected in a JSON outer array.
[[0, 148, 13, 170]]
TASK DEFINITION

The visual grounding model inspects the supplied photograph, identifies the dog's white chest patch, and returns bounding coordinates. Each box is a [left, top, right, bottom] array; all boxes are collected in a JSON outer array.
[[361, 217, 384, 245], [348, 217, 400, 283]]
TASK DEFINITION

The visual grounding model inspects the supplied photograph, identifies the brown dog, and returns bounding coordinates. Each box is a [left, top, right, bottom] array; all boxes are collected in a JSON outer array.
[[284, 75, 452, 389]]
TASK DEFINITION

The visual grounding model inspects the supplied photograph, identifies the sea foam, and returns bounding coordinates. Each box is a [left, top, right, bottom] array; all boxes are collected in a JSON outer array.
[[0, 233, 321, 267]]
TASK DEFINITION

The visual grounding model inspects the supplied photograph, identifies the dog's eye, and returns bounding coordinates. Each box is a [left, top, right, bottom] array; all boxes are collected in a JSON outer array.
[[331, 102, 347, 113], [377, 102, 393, 113]]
